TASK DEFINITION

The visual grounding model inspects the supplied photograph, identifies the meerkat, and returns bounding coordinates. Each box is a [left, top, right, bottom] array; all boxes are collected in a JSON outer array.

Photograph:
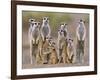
[[49, 41, 58, 64], [28, 18, 35, 64], [61, 38, 69, 63], [67, 38, 75, 63], [36, 35, 52, 64], [76, 19, 86, 63], [57, 24, 67, 63], [28, 19, 40, 64], [41, 17, 51, 42], [42, 36, 53, 64], [36, 34, 44, 64]]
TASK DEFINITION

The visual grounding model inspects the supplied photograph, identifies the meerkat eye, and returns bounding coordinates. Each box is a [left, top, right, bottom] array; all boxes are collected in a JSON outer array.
[[38, 23, 40, 25], [31, 19, 33, 21], [47, 18, 49, 20], [34, 23, 37, 25], [65, 23, 67, 26], [43, 18, 46, 20]]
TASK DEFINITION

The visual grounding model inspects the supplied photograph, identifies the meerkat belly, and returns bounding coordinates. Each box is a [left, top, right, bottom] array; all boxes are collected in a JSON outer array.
[[32, 29, 39, 39], [42, 26, 49, 37], [78, 27, 84, 40], [50, 51, 58, 64]]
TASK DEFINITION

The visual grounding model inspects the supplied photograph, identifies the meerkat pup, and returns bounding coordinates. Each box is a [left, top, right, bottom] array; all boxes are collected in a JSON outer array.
[[42, 36, 53, 64], [49, 41, 58, 64], [61, 38, 69, 64], [67, 38, 75, 63], [36, 34, 44, 64], [36, 35, 52, 64], [41, 17, 51, 42], [76, 19, 86, 63]]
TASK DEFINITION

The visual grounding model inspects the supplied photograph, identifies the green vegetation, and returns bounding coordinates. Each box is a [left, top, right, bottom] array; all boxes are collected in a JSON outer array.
[[22, 11, 72, 35]]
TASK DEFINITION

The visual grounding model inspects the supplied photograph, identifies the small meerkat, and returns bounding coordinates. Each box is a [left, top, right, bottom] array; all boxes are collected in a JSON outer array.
[[67, 38, 75, 63], [49, 42, 58, 64], [37, 36, 52, 64], [61, 38, 69, 63], [41, 17, 51, 42]]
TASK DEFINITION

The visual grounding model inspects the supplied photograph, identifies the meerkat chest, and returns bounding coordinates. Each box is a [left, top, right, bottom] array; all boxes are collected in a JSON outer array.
[[42, 26, 49, 35], [50, 49, 57, 57], [78, 26, 84, 36]]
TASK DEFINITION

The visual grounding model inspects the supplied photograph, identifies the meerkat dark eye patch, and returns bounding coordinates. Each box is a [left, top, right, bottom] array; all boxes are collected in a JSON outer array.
[[64, 23, 67, 26], [43, 18, 46, 20], [47, 18, 49, 20], [38, 22, 40, 25], [31, 19, 33, 21], [34, 23, 37, 25]]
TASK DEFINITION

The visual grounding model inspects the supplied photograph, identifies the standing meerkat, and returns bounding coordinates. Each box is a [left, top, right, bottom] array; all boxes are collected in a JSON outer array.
[[28, 19, 40, 64], [41, 17, 51, 42], [57, 23, 68, 63], [76, 19, 86, 63], [28, 19, 35, 64]]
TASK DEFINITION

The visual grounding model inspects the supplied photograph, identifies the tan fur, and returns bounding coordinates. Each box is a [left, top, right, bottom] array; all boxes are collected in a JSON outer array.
[[49, 45, 58, 64], [36, 34, 44, 64], [61, 39, 69, 63], [36, 35, 51, 64], [67, 47, 74, 63]]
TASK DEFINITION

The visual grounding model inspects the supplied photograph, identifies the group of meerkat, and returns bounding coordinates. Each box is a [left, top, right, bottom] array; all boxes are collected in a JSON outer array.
[[28, 17, 86, 65]]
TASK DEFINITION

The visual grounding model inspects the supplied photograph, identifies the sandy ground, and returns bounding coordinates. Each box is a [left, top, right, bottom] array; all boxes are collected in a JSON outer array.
[[22, 13, 89, 69]]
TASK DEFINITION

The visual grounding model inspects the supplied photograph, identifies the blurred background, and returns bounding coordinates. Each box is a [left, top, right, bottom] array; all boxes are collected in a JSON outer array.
[[22, 11, 89, 69]]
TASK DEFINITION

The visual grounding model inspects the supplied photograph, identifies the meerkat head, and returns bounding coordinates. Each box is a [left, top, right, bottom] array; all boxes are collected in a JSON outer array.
[[46, 36, 52, 43], [49, 41, 56, 50], [58, 29, 64, 37], [29, 18, 35, 23], [79, 19, 85, 27], [67, 38, 73, 46], [29, 18, 35, 27], [32, 22, 40, 29], [42, 17, 49, 24], [60, 23, 67, 29]]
